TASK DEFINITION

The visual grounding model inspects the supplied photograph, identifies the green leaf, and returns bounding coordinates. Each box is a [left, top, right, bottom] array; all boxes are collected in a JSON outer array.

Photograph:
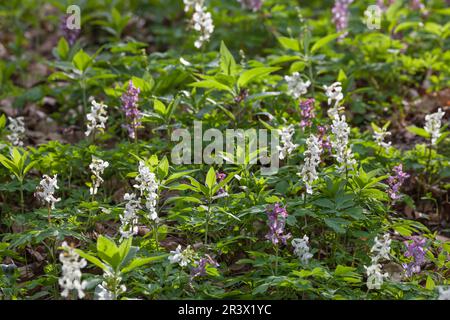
[[153, 99, 166, 115], [324, 217, 350, 234], [121, 255, 167, 274], [220, 41, 237, 76], [157, 156, 169, 179], [0, 114, 6, 129], [96, 235, 120, 270], [189, 79, 233, 93], [238, 67, 280, 88], [205, 167, 216, 190], [310, 33, 341, 54], [72, 49, 92, 72], [277, 37, 300, 51], [406, 125, 430, 139], [56, 37, 69, 60], [75, 249, 108, 271], [426, 275, 435, 290]]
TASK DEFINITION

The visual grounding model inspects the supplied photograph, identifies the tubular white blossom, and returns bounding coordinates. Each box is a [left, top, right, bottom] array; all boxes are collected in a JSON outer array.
[[89, 156, 109, 196], [298, 134, 321, 194], [119, 193, 140, 239], [85, 100, 108, 137], [424, 108, 445, 145], [133, 161, 159, 222], [284, 72, 311, 99], [277, 125, 298, 160], [59, 242, 87, 299], [324, 82, 344, 118], [291, 235, 313, 264], [331, 114, 356, 172], [438, 287, 450, 300], [35, 174, 61, 209], [192, 3, 214, 49], [6, 116, 25, 147], [365, 263, 388, 290], [372, 127, 392, 151], [370, 233, 391, 263], [168, 245, 195, 267]]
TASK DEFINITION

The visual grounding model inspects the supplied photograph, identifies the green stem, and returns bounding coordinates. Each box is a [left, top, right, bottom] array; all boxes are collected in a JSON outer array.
[[204, 199, 211, 245]]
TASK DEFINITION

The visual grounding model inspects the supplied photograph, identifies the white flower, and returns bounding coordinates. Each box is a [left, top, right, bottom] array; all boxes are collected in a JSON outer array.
[[183, 0, 203, 12], [424, 108, 445, 145], [284, 72, 311, 99], [35, 174, 61, 209], [277, 125, 298, 160], [133, 161, 159, 222], [298, 134, 321, 194], [364, 263, 388, 290], [438, 287, 450, 300], [331, 114, 356, 172], [89, 156, 109, 196], [119, 193, 140, 239], [85, 100, 108, 137], [192, 3, 214, 49], [372, 127, 392, 151], [291, 235, 313, 264], [168, 245, 195, 267], [59, 242, 87, 299], [94, 269, 126, 300], [370, 233, 391, 263], [324, 82, 344, 118], [6, 116, 25, 147]]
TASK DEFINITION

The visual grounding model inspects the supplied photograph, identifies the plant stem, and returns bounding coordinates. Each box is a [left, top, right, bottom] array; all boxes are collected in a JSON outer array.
[[47, 204, 52, 225], [204, 199, 211, 245], [19, 179, 24, 214]]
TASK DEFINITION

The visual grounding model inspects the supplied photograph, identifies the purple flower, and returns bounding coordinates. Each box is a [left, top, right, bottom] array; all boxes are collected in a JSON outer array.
[[60, 14, 80, 46], [190, 255, 219, 279], [317, 125, 332, 153], [265, 203, 291, 246], [402, 236, 426, 277], [120, 80, 141, 139], [216, 172, 227, 195], [238, 0, 263, 12], [299, 98, 315, 129], [332, 0, 354, 38], [387, 164, 410, 201]]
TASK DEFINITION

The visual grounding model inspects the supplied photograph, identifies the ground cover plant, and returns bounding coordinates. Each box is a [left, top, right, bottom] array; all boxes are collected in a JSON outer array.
[[0, 0, 449, 300]]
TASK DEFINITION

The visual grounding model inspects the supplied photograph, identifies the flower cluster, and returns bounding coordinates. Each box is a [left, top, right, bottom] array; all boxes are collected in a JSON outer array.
[[331, 114, 356, 173], [60, 14, 80, 46], [365, 233, 391, 290], [121, 80, 141, 139], [318, 125, 332, 153], [291, 235, 313, 264], [215, 171, 227, 197], [372, 126, 392, 151], [284, 72, 311, 100], [298, 134, 322, 195], [95, 269, 126, 300], [134, 161, 159, 222], [331, 0, 354, 38], [190, 254, 219, 279], [387, 164, 409, 201], [265, 203, 291, 245], [89, 157, 109, 196], [85, 100, 108, 137], [59, 242, 87, 299], [119, 193, 140, 239], [424, 108, 445, 145], [277, 125, 298, 160], [237, 0, 263, 11], [6, 116, 25, 147], [35, 174, 61, 210], [168, 245, 195, 267], [324, 82, 344, 118], [191, 2, 215, 49], [403, 236, 426, 277], [299, 98, 315, 129]]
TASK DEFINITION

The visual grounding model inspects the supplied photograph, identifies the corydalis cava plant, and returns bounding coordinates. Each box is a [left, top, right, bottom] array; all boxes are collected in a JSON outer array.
[[185, 0, 214, 49], [298, 134, 321, 195], [6, 116, 25, 147], [133, 161, 159, 222], [121, 80, 141, 140], [88, 156, 109, 196], [331, 114, 356, 173], [119, 193, 140, 239], [324, 82, 344, 119], [59, 242, 87, 299], [85, 100, 108, 138], [284, 72, 310, 100], [424, 108, 445, 145], [332, 0, 354, 38], [291, 235, 313, 264], [277, 125, 298, 160], [364, 233, 391, 290]]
